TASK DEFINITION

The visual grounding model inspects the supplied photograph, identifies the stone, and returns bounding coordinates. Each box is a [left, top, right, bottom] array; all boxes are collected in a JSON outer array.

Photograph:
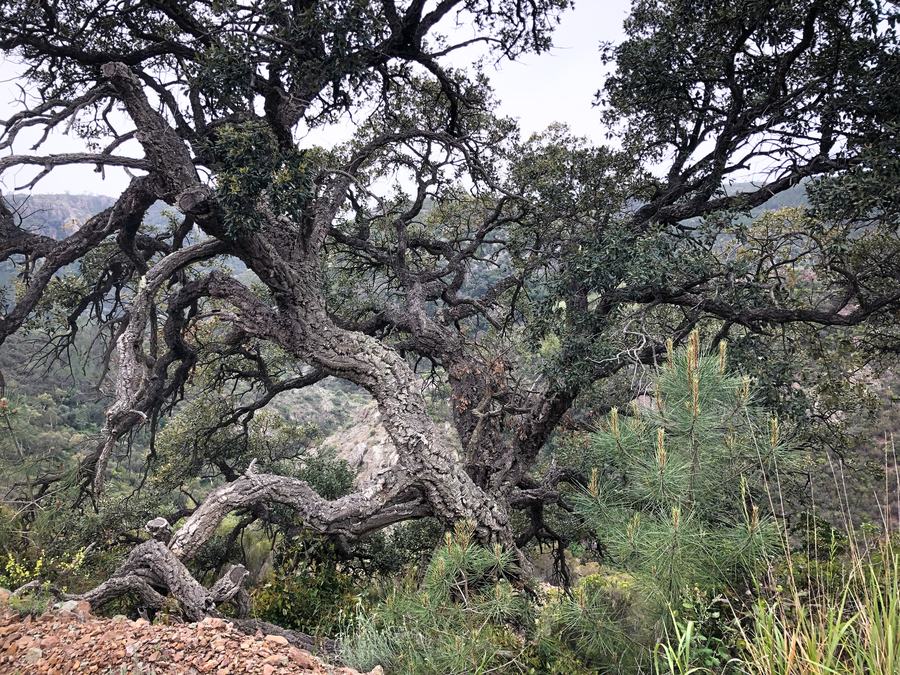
[[0, 605, 366, 674], [54, 599, 91, 620], [24, 646, 43, 664], [0, 588, 10, 606], [199, 617, 227, 630], [289, 646, 316, 668], [16, 635, 35, 649]]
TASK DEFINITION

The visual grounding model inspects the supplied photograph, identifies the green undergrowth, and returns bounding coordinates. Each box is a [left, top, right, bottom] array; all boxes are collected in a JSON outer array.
[[4, 334, 899, 674]]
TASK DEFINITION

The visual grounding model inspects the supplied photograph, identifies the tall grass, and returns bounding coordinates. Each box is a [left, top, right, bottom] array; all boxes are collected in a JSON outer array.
[[656, 437, 900, 675], [733, 539, 899, 674], [654, 620, 713, 675], [341, 434, 900, 674]]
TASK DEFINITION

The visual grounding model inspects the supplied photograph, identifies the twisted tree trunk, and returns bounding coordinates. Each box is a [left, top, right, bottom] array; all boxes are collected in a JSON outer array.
[[16, 519, 327, 652], [91, 61, 517, 548], [32, 61, 555, 636]]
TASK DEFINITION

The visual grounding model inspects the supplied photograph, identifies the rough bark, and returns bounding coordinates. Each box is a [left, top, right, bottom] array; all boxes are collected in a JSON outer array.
[[22, 521, 323, 651], [92, 239, 229, 495]]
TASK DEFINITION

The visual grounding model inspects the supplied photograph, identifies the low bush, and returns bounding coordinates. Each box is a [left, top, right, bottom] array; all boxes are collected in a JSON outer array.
[[341, 521, 543, 674], [251, 536, 362, 635]]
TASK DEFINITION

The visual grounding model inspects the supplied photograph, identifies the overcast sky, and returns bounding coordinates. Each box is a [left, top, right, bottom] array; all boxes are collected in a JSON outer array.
[[0, 1, 631, 196]]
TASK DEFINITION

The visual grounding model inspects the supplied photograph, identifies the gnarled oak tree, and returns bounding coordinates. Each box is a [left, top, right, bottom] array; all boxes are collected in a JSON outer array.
[[1, 0, 898, 637]]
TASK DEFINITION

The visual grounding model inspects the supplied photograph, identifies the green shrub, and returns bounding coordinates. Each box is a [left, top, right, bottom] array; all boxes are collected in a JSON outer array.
[[251, 536, 361, 635], [0, 548, 89, 593], [340, 521, 539, 674], [537, 571, 655, 671], [574, 332, 787, 605], [7, 586, 53, 617]]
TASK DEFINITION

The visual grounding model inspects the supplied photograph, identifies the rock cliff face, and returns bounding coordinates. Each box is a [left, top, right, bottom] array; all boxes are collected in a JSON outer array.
[[271, 377, 459, 485], [320, 400, 460, 484], [320, 401, 398, 484], [0, 603, 377, 674], [3, 193, 116, 239]]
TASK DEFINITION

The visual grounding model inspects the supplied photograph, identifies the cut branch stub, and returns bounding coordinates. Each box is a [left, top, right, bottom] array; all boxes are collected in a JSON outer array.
[[146, 517, 173, 543]]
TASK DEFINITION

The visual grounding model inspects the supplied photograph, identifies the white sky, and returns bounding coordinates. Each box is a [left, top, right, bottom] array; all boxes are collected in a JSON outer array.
[[0, 1, 630, 196]]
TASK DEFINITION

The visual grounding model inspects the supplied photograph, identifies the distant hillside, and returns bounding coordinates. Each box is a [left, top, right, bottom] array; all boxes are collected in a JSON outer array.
[[0, 194, 197, 310], [2, 193, 178, 239], [2, 184, 811, 241], [730, 181, 810, 213]]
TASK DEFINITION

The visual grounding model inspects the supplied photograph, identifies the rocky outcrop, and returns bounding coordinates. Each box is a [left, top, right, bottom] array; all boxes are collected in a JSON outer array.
[[322, 401, 398, 483]]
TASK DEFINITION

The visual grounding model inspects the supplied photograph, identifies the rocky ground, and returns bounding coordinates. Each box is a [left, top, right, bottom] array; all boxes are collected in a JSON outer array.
[[0, 601, 375, 674]]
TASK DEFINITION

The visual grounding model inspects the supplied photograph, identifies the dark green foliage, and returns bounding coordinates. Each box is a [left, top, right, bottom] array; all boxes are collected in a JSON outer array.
[[252, 519, 445, 636], [150, 394, 321, 490], [537, 571, 657, 672], [293, 454, 356, 501], [341, 524, 655, 673], [600, 0, 897, 167], [347, 519, 445, 577], [209, 122, 319, 237], [341, 521, 539, 674], [252, 536, 361, 636]]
